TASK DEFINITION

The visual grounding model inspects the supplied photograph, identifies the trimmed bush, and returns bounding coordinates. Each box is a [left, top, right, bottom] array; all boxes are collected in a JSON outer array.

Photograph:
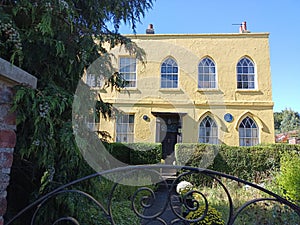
[[108, 142, 131, 164], [175, 143, 210, 166], [175, 143, 300, 183], [185, 205, 225, 225], [109, 143, 162, 165], [276, 152, 300, 204], [214, 145, 281, 182], [129, 143, 162, 165]]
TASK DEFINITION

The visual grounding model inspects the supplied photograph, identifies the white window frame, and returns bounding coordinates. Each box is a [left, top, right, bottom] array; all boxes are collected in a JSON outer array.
[[198, 116, 218, 144], [198, 57, 217, 89], [160, 57, 178, 89], [116, 114, 134, 143], [119, 57, 137, 88], [239, 116, 259, 146], [237, 57, 256, 89], [86, 73, 105, 88]]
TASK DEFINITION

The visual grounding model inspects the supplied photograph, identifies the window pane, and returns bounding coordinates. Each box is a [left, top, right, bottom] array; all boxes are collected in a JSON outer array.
[[237, 67, 242, 73], [116, 114, 134, 143], [248, 82, 255, 89], [237, 57, 255, 90], [252, 128, 258, 137], [248, 75, 254, 81], [121, 125, 126, 132], [119, 57, 136, 88], [209, 67, 215, 73], [239, 117, 259, 146], [198, 58, 216, 89], [199, 116, 218, 144], [243, 67, 248, 73], [242, 75, 248, 81], [128, 124, 134, 132], [249, 67, 254, 73], [129, 115, 134, 123], [167, 67, 172, 73], [161, 58, 178, 88], [211, 82, 216, 88]]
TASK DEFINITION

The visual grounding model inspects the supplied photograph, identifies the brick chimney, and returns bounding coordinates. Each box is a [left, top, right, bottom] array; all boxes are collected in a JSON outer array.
[[146, 24, 155, 34], [239, 21, 250, 33]]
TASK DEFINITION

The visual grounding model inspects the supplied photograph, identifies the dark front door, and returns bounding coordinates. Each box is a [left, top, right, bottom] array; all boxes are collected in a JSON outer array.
[[155, 113, 181, 161], [162, 132, 177, 158]]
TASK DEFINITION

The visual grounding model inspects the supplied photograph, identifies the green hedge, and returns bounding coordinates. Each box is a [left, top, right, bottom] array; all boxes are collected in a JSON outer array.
[[276, 152, 300, 204], [175, 143, 300, 182], [128, 143, 162, 165], [108, 142, 131, 164], [109, 142, 162, 165]]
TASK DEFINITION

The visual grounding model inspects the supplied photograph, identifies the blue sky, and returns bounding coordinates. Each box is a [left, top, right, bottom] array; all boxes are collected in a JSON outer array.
[[117, 0, 300, 113]]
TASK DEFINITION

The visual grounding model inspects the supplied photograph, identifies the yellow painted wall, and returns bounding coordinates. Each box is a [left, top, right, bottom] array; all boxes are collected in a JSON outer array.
[[97, 33, 274, 146]]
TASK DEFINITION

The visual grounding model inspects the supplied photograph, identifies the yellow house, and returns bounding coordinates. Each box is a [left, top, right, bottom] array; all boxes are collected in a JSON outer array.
[[86, 24, 275, 158]]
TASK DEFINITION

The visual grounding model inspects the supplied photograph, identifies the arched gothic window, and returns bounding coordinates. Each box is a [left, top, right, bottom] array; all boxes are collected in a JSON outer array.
[[199, 116, 218, 144], [161, 58, 178, 88], [198, 58, 216, 89], [237, 57, 255, 89], [239, 116, 259, 146]]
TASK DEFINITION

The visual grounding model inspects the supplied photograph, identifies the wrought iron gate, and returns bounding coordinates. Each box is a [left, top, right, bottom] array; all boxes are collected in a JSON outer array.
[[5, 165, 300, 225]]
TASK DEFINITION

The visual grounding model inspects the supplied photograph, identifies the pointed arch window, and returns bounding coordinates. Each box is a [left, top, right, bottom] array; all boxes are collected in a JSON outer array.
[[239, 116, 259, 146], [199, 116, 218, 144], [198, 58, 216, 89], [161, 58, 178, 88], [237, 57, 255, 89]]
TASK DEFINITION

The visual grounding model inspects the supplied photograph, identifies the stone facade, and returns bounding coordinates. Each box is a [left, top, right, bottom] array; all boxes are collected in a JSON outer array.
[[91, 32, 275, 147], [0, 58, 36, 225]]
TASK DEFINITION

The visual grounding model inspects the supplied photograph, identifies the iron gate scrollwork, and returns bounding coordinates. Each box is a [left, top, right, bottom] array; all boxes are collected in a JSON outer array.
[[5, 165, 300, 225]]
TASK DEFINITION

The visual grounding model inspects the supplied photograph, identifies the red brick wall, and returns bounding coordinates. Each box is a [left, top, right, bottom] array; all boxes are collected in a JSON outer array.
[[0, 82, 16, 225]]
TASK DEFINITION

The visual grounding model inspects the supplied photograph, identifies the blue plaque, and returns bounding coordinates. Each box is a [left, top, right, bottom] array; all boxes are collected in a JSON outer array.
[[224, 113, 233, 122]]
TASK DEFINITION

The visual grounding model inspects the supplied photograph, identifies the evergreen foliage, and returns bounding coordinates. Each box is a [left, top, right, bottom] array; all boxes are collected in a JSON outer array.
[[185, 205, 225, 225], [274, 108, 300, 134], [109, 142, 162, 164], [0, 0, 154, 222], [175, 143, 300, 183], [277, 152, 300, 204], [280, 108, 300, 133]]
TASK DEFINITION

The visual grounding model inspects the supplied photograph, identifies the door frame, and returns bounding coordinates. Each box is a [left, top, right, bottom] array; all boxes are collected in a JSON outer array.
[[152, 112, 182, 160]]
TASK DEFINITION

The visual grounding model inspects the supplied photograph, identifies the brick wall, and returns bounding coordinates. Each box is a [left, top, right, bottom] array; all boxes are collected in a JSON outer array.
[[0, 58, 36, 225], [0, 82, 16, 225]]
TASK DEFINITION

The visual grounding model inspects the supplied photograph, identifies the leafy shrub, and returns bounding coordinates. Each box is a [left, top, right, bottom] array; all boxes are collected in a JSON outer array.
[[128, 143, 162, 165], [175, 143, 300, 183], [0, 19, 23, 65], [108, 143, 162, 165], [214, 145, 281, 182], [185, 205, 225, 225], [109, 142, 131, 164], [111, 201, 140, 225], [175, 143, 202, 166], [276, 152, 300, 204], [270, 143, 300, 153]]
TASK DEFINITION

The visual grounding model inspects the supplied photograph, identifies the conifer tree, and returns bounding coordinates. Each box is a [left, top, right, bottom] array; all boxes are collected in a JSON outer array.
[[1, 0, 154, 221]]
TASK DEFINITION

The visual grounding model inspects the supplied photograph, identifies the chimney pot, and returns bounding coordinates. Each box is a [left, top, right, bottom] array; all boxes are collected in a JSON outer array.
[[239, 21, 250, 33], [146, 24, 155, 34]]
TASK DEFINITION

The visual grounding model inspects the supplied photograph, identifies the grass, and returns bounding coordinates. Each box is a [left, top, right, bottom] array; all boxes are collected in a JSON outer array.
[[193, 178, 300, 225]]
